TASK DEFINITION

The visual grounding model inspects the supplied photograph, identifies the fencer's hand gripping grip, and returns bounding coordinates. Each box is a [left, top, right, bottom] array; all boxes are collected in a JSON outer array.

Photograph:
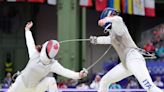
[[82, 68, 88, 74], [79, 68, 88, 78], [90, 36, 97, 44]]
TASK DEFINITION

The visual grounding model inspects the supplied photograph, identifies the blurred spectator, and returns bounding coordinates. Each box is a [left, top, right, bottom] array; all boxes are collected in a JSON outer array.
[[67, 79, 78, 88], [76, 83, 89, 89], [153, 30, 161, 43], [152, 24, 164, 43], [57, 81, 67, 89], [155, 45, 164, 58], [109, 82, 122, 89], [154, 76, 164, 88], [0, 84, 2, 89], [90, 74, 101, 89], [2, 72, 12, 88], [144, 41, 155, 52], [126, 77, 140, 89], [4, 53, 13, 74]]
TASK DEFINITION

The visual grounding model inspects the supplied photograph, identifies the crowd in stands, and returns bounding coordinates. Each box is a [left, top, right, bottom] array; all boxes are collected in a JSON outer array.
[[1, 73, 12, 89], [143, 24, 164, 60], [1, 65, 164, 90], [0, 59, 163, 90]]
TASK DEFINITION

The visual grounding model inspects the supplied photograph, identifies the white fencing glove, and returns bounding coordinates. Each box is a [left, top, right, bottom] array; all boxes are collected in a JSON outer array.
[[90, 36, 97, 44]]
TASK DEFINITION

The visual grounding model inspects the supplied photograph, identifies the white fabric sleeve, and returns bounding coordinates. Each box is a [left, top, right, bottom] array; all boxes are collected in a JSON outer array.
[[96, 36, 111, 44], [50, 60, 80, 79], [25, 28, 37, 58]]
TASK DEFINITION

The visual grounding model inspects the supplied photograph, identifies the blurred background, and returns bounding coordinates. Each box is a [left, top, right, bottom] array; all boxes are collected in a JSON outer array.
[[0, 0, 164, 91]]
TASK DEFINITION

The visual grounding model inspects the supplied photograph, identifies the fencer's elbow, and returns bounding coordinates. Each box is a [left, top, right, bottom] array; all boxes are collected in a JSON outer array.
[[114, 16, 123, 21]]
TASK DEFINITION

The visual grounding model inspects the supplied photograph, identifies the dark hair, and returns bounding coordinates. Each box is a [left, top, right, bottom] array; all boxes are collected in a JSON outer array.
[[35, 45, 42, 52]]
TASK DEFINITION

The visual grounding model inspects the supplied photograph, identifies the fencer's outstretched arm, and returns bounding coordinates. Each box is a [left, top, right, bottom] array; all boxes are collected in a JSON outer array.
[[25, 21, 37, 58], [50, 60, 86, 79], [90, 36, 111, 44], [97, 36, 111, 44]]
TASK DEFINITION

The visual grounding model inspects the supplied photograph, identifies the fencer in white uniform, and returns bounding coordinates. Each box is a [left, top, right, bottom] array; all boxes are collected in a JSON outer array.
[[7, 21, 88, 92], [90, 8, 163, 92]]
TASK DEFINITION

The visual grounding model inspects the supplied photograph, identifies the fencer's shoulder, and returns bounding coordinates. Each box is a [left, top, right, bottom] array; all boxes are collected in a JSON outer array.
[[113, 16, 123, 21], [51, 59, 59, 67], [29, 51, 39, 59], [52, 59, 58, 62], [106, 16, 123, 22]]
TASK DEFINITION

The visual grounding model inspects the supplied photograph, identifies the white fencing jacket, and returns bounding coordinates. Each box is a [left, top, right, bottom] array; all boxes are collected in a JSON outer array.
[[96, 16, 138, 66], [20, 29, 80, 88]]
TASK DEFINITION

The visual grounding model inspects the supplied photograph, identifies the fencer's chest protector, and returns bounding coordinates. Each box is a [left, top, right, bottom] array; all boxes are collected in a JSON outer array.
[[21, 55, 53, 88], [109, 17, 138, 66]]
